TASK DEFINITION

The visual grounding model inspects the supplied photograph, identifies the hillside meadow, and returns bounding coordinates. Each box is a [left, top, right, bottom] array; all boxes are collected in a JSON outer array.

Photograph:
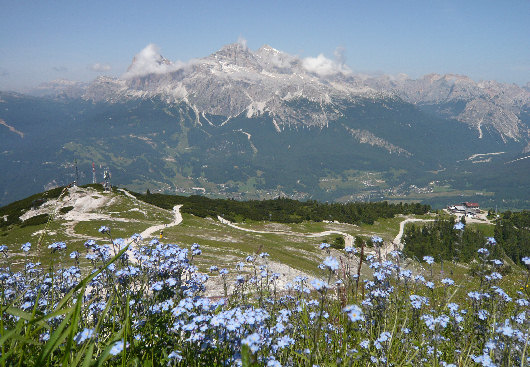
[[0, 186, 528, 366]]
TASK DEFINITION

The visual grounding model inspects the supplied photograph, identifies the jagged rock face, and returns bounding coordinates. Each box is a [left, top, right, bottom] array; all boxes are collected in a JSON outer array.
[[118, 43, 373, 124], [369, 74, 529, 141], [31, 43, 530, 144]]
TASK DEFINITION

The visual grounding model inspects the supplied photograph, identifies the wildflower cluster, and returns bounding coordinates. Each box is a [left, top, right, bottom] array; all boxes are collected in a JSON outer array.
[[0, 231, 528, 366]]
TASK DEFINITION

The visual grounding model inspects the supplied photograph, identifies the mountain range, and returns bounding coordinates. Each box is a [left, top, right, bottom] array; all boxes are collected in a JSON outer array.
[[1, 43, 529, 209]]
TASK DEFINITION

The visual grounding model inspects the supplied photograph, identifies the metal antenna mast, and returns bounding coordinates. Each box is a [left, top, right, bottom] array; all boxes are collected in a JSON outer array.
[[74, 159, 79, 186], [92, 162, 96, 184], [103, 168, 111, 192]]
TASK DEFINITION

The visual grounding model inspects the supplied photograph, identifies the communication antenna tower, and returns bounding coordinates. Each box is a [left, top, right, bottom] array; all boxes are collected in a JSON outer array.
[[74, 159, 79, 186], [103, 168, 111, 192], [92, 163, 96, 184]]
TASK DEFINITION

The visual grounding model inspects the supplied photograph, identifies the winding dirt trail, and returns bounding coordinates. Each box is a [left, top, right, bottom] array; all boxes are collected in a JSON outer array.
[[140, 205, 183, 239], [219, 215, 439, 260], [394, 218, 435, 245], [217, 216, 354, 247], [116, 189, 184, 240], [379, 217, 435, 257]]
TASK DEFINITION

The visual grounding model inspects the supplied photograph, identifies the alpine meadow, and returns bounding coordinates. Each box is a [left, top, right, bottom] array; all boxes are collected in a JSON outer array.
[[0, 1, 529, 366]]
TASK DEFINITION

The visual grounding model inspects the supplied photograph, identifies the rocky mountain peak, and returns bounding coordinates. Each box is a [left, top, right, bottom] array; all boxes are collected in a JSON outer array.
[[123, 44, 176, 79], [24, 42, 530, 146], [209, 42, 261, 70]]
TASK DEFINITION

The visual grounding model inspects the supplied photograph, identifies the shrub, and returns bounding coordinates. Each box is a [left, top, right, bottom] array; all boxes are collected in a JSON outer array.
[[330, 235, 345, 250], [59, 206, 74, 214], [20, 213, 49, 227]]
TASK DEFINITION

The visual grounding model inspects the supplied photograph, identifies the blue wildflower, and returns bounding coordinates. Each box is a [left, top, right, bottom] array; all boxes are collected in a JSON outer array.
[[453, 222, 465, 230], [109, 340, 125, 356], [48, 242, 66, 252], [343, 304, 364, 322], [241, 332, 261, 353], [275, 335, 294, 349], [360, 340, 370, 349], [84, 239, 96, 248], [478, 309, 489, 321], [471, 353, 495, 367], [74, 328, 94, 344], [441, 278, 455, 286], [497, 320, 514, 337], [410, 295, 429, 309], [168, 350, 182, 362], [322, 256, 339, 271], [310, 278, 329, 292], [477, 248, 489, 256], [319, 242, 331, 250], [267, 358, 282, 367]]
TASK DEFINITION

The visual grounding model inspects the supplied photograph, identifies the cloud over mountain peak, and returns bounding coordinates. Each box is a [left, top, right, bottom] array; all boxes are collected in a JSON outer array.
[[123, 44, 182, 79]]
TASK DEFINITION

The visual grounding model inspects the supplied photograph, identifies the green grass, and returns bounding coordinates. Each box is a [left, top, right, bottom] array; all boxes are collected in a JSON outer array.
[[359, 216, 407, 241], [74, 220, 151, 239], [0, 188, 178, 269], [0, 220, 70, 250], [163, 215, 325, 275], [2, 198, 431, 276], [1, 187, 489, 281], [467, 222, 495, 237], [105, 194, 173, 222], [2, 186, 528, 366]]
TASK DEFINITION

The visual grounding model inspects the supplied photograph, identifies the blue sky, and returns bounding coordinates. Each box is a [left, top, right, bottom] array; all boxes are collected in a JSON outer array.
[[1, 0, 529, 91]]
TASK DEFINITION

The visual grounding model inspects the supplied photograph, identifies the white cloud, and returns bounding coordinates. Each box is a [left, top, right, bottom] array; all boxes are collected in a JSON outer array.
[[334, 46, 346, 66], [237, 36, 248, 50], [122, 44, 184, 79], [302, 47, 351, 77], [89, 63, 111, 72], [269, 53, 293, 69]]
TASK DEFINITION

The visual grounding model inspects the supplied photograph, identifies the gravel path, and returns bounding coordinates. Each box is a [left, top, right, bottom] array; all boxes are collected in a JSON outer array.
[[116, 189, 184, 240], [140, 205, 183, 240], [217, 216, 354, 247], [378, 217, 435, 258]]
